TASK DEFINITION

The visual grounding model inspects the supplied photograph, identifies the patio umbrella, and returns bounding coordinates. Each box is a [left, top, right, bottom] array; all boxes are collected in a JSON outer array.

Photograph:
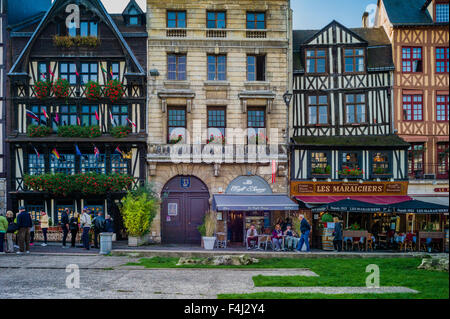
[[312, 199, 389, 213], [388, 199, 449, 214]]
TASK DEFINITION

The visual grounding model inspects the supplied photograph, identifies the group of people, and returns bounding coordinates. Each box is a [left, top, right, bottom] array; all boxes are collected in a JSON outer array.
[[246, 214, 312, 252], [0, 207, 114, 254]]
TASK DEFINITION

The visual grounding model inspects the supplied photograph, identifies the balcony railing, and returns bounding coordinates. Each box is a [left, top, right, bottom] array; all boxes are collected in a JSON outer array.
[[166, 28, 187, 37], [246, 30, 267, 38], [206, 29, 227, 38]]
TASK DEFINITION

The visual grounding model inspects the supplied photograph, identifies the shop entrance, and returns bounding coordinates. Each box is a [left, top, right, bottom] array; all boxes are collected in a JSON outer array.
[[228, 212, 244, 244], [161, 176, 210, 244]]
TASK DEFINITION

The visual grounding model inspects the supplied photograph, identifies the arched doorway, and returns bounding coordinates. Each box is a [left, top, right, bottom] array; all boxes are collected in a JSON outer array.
[[161, 176, 210, 244]]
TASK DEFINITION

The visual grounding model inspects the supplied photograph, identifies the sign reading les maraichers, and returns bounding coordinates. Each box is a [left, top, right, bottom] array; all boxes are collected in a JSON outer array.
[[292, 181, 407, 196]]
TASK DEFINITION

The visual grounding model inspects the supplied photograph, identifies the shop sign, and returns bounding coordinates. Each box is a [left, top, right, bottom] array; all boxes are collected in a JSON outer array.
[[180, 177, 191, 189], [168, 203, 178, 216], [291, 181, 408, 196], [434, 188, 449, 193], [226, 176, 273, 195]]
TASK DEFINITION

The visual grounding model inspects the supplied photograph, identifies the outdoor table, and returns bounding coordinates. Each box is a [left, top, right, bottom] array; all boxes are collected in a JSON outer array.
[[417, 232, 445, 252], [342, 230, 369, 251]]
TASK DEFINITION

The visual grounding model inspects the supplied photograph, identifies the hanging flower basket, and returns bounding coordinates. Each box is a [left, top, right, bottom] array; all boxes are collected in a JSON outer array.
[[85, 80, 102, 100], [105, 79, 125, 102], [110, 125, 132, 138], [52, 78, 70, 99], [34, 80, 52, 100]]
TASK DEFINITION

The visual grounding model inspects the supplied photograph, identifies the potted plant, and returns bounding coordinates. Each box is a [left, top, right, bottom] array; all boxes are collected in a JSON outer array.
[[120, 186, 158, 247], [85, 80, 102, 100], [27, 124, 53, 137], [110, 125, 132, 138], [34, 80, 52, 100], [311, 165, 331, 179], [372, 167, 392, 179], [105, 79, 125, 102], [321, 213, 334, 251], [198, 210, 217, 250], [338, 166, 363, 179], [169, 134, 183, 145], [52, 78, 70, 99]]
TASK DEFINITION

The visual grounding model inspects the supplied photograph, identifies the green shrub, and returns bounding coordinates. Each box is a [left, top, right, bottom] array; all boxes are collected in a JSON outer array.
[[27, 125, 53, 137], [53, 35, 100, 48], [197, 211, 216, 237], [57, 125, 101, 138], [110, 125, 131, 138], [321, 213, 334, 223], [121, 188, 158, 237]]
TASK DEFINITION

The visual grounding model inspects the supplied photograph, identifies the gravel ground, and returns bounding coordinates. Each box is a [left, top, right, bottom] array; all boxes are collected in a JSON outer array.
[[0, 255, 418, 299]]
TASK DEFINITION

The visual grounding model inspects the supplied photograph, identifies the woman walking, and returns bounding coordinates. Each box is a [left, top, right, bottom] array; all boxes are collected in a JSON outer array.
[[6, 211, 16, 253], [40, 211, 49, 247], [0, 211, 8, 254], [69, 212, 79, 248]]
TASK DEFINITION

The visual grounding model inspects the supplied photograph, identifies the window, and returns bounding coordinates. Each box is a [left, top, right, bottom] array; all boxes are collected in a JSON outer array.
[[80, 21, 98, 37], [310, 152, 330, 176], [307, 95, 328, 125], [167, 54, 187, 81], [167, 107, 186, 143], [246, 12, 265, 29], [110, 62, 120, 81], [403, 95, 423, 121], [437, 143, 449, 179], [247, 55, 265, 81], [59, 105, 78, 126], [81, 105, 99, 126], [167, 11, 186, 28], [207, 55, 226, 81], [341, 152, 360, 171], [207, 11, 226, 28], [28, 106, 48, 126], [402, 47, 422, 73], [436, 47, 449, 73], [247, 108, 266, 144], [306, 49, 326, 73], [80, 63, 98, 85], [81, 154, 105, 174], [408, 143, 424, 178], [345, 94, 366, 124], [111, 105, 129, 126], [129, 16, 139, 25], [344, 48, 364, 73], [436, 3, 449, 23], [28, 154, 45, 175], [437, 95, 449, 122], [51, 154, 75, 175], [111, 154, 129, 174], [372, 152, 391, 176], [60, 63, 77, 85], [37, 62, 48, 81], [207, 107, 226, 144]]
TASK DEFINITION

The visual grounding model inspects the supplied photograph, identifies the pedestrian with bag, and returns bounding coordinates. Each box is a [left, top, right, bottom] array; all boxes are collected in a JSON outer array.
[[92, 212, 105, 249], [60, 209, 70, 248], [332, 216, 343, 252], [16, 206, 32, 254], [39, 211, 49, 247], [69, 212, 79, 248], [80, 209, 92, 250], [6, 211, 17, 253], [0, 211, 8, 254], [296, 214, 311, 252]]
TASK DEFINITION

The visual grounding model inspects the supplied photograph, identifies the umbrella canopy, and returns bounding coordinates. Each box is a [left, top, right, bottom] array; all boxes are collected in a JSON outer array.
[[388, 199, 449, 214], [312, 199, 389, 213]]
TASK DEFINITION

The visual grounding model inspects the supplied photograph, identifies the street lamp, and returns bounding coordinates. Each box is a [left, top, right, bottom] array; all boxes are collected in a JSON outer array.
[[283, 91, 293, 107]]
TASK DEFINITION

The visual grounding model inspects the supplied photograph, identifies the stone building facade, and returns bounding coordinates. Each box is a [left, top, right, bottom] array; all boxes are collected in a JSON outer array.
[[146, 0, 293, 244]]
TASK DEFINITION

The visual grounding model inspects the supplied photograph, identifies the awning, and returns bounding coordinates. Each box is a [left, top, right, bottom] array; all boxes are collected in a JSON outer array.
[[311, 199, 389, 213], [388, 199, 449, 214], [295, 195, 412, 205], [412, 197, 449, 206], [213, 194, 299, 211]]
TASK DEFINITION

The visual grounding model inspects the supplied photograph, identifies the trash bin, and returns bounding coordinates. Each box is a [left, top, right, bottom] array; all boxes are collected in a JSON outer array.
[[100, 232, 114, 255]]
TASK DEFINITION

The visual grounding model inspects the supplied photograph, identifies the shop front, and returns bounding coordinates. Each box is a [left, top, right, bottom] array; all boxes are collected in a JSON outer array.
[[213, 176, 299, 246]]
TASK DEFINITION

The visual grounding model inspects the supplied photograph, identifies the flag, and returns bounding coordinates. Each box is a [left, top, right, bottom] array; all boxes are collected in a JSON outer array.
[[77, 117, 81, 126], [95, 110, 100, 121], [272, 160, 277, 184], [75, 144, 82, 156], [114, 146, 124, 157], [52, 148, 60, 160], [101, 66, 108, 74], [110, 67, 114, 78], [48, 65, 54, 77], [127, 118, 137, 128], [42, 108, 49, 119], [94, 146, 100, 159], [75, 66, 80, 77], [33, 147, 40, 159], [53, 113, 60, 125], [109, 111, 117, 126], [26, 110, 40, 122], [41, 73, 47, 80]]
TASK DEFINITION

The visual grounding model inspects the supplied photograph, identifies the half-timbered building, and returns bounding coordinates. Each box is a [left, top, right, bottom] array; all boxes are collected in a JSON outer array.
[[290, 21, 411, 244], [6, 0, 147, 236], [375, 0, 449, 207]]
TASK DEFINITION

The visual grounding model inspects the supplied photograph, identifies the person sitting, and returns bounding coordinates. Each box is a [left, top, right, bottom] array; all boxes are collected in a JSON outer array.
[[272, 224, 283, 251], [246, 224, 258, 250], [284, 225, 299, 251]]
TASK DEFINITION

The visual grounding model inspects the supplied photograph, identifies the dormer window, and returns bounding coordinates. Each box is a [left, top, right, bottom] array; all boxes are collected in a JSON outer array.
[[129, 16, 139, 25], [436, 2, 449, 23], [123, 1, 144, 26]]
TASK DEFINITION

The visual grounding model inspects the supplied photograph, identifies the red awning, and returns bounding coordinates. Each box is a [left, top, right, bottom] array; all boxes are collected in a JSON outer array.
[[295, 195, 412, 205]]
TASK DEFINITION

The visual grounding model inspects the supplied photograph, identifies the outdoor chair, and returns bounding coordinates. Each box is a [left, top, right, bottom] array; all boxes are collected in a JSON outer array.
[[366, 234, 374, 251], [343, 237, 352, 251], [352, 237, 361, 251], [215, 232, 227, 249], [259, 235, 274, 251], [245, 234, 258, 250]]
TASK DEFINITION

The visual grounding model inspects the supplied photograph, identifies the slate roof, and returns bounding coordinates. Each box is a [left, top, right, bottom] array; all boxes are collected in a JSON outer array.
[[293, 25, 394, 73], [292, 135, 410, 149], [382, 0, 447, 26]]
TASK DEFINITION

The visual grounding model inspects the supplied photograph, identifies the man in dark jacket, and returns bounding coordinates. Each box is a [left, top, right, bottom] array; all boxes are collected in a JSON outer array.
[[296, 214, 311, 252], [92, 212, 105, 249], [60, 209, 70, 248], [16, 206, 32, 254], [332, 217, 343, 252]]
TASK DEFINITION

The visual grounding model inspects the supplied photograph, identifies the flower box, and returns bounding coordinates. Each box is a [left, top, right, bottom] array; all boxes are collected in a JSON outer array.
[[371, 174, 393, 180], [339, 174, 363, 180], [105, 79, 125, 102], [311, 173, 331, 179]]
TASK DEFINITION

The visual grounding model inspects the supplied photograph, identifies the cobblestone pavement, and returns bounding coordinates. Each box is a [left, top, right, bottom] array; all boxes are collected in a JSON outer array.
[[0, 255, 418, 299]]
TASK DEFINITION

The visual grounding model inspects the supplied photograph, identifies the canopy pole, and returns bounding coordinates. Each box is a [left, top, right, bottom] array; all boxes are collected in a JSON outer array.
[[346, 212, 349, 228]]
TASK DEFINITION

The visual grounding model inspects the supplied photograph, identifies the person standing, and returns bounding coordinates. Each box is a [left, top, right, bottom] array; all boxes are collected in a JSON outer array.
[[296, 214, 311, 252], [30, 223, 35, 246], [80, 209, 92, 250], [39, 211, 49, 247], [0, 211, 8, 254], [69, 213, 79, 248], [332, 216, 343, 252], [6, 211, 16, 253], [16, 206, 32, 254], [92, 212, 105, 249], [60, 209, 70, 248], [105, 215, 114, 233]]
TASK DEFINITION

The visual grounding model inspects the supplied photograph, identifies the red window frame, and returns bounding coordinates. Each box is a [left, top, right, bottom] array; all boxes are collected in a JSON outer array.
[[402, 47, 422, 73], [437, 94, 449, 122], [435, 47, 449, 73], [437, 143, 449, 179], [408, 143, 425, 178], [403, 94, 423, 121]]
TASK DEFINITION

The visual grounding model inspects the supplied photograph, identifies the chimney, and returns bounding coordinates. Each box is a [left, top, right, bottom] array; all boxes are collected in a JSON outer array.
[[362, 11, 369, 28]]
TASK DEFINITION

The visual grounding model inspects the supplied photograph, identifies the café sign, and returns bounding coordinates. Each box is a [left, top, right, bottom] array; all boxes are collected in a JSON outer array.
[[291, 181, 408, 196], [226, 176, 273, 195]]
